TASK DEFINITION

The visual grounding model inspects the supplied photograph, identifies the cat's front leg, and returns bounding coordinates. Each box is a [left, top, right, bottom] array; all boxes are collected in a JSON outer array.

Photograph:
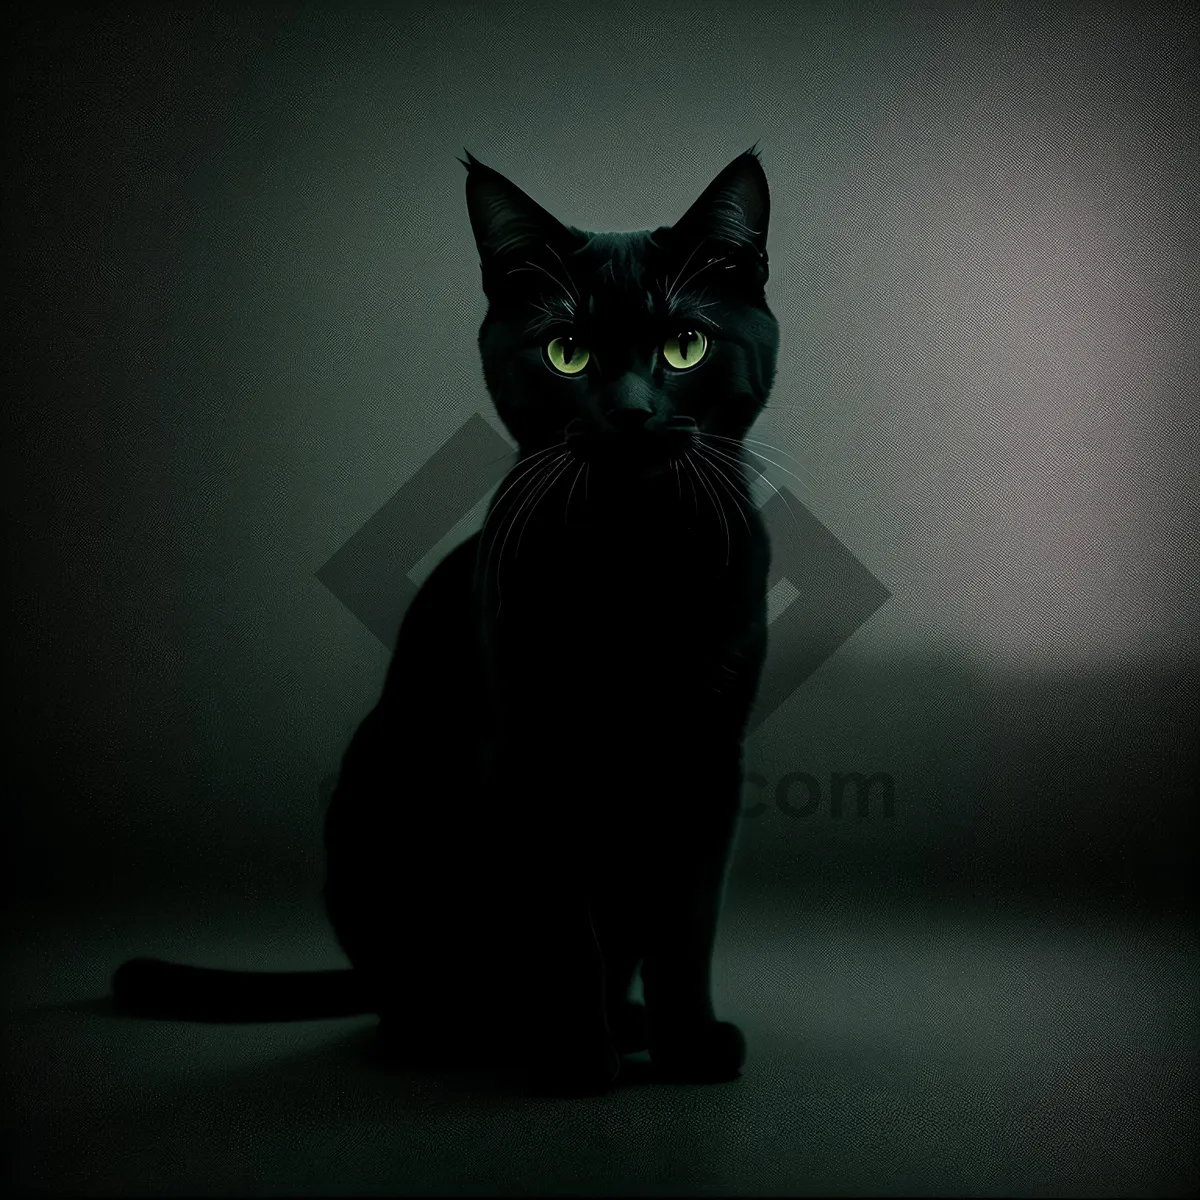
[[641, 746, 747, 1082], [518, 891, 621, 1096], [492, 735, 621, 1095]]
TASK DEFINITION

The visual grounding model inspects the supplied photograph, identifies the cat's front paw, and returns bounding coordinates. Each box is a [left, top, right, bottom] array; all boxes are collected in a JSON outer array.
[[650, 1019, 746, 1082]]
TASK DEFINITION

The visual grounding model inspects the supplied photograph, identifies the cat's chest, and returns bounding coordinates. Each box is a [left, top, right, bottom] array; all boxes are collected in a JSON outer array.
[[483, 520, 749, 675], [519, 518, 720, 616], [475, 499, 768, 743]]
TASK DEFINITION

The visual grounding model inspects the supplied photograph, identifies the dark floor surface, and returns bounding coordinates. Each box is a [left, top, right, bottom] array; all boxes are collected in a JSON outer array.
[[3, 888, 1197, 1196]]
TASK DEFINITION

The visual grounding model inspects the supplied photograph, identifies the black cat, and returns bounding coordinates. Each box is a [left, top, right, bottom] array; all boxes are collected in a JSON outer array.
[[113, 149, 780, 1095]]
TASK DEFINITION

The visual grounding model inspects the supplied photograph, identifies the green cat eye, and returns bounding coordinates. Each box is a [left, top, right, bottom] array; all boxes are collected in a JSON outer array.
[[662, 329, 708, 370], [546, 336, 590, 375]]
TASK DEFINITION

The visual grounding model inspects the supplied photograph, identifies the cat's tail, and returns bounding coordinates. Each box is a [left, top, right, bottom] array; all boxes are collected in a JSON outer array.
[[110, 958, 373, 1022]]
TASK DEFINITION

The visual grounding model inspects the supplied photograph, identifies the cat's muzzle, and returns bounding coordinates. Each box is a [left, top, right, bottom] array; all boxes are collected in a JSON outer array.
[[564, 415, 696, 479]]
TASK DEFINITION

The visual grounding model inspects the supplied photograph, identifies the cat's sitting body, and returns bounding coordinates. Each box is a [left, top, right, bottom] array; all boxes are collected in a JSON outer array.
[[113, 150, 780, 1095]]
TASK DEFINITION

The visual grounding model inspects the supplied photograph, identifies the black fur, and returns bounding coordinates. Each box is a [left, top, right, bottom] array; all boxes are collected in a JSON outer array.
[[113, 150, 780, 1095]]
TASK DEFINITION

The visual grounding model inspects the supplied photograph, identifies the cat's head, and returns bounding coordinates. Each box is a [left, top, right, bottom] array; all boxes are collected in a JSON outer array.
[[464, 150, 779, 481]]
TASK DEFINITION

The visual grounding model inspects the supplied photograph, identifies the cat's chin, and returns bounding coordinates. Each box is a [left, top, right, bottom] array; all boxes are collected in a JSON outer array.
[[635, 461, 673, 482], [579, 452, 681, 489], [602, 458, 680, 490]]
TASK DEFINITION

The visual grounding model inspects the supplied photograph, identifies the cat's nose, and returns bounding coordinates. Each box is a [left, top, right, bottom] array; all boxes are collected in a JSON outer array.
[[603, 375, 656, 434]]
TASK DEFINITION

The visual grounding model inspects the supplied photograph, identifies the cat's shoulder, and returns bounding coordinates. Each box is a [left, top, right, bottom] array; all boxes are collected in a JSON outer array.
[[384, 532, 482, 683], [412, 532, 480, 613]]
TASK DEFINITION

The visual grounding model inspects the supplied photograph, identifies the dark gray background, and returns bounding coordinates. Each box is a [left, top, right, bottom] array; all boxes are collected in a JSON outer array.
[[4, 2, 1198, 1195]]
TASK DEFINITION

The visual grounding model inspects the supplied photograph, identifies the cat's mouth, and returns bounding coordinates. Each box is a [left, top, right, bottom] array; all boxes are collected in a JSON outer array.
[[564, 415, 696, 479]]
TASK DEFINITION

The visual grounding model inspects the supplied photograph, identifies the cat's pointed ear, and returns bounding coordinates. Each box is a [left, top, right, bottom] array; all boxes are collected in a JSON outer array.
[[671, 148, 770, 259], [463, 154, 577, 265]]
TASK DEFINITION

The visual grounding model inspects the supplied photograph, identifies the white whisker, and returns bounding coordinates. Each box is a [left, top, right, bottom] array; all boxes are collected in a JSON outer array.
[[507, 259, 577, 313], [663, 241, 703, 304], [691, 445, 751, 535], [492, 451, 570, 616], [702, 430, 809, 472], [696, 432, 816, 501], [544, 243, 580, 302], [479, 442, 564, 537], [515, 453, 574, 561], [687, 451, 730, 568], [669, 256, 729, 310], [696, 438, 806, 532], [564, 461, 586, 526], [476, 444, 566, 596], [678, 454, 700, 518]]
